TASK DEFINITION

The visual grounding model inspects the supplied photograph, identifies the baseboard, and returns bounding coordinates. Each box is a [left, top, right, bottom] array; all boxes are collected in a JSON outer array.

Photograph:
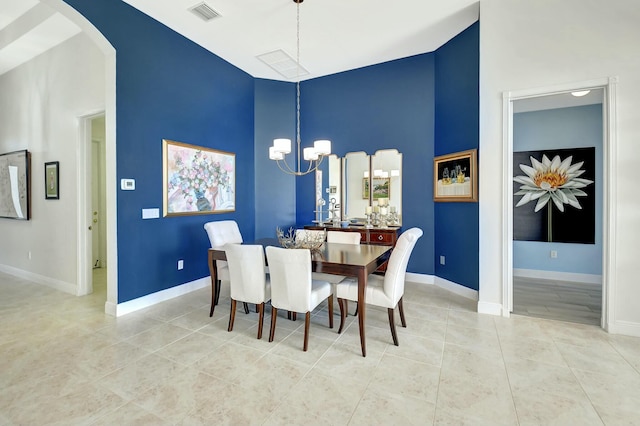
[[514, 268, 602, 285], [607, 320, 640, 338], [405, 272, 435, 285], [477, 300, 504, 316], [434, 276, 478, 301], [114, 277, 210, 317], [0, 263, 76, 295]]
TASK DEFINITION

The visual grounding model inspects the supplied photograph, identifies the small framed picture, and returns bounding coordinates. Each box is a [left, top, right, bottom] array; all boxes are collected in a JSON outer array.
[[433, 149, 478, 202], [45, 161, 59, 200]]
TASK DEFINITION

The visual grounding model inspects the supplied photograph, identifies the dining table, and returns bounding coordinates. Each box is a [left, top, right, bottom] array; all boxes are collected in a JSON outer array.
[[208, 238, 392, 357]]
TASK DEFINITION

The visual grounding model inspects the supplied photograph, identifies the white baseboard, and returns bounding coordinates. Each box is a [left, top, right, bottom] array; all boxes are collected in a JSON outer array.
[[434, 276, 478, 301], [114, 277, 210, 317], [607, 320, 640, 338], [0, 263, 76, 295], [405, 272, 435, 285], [514, 268, 602, 285], [477, 300, 504, 316]]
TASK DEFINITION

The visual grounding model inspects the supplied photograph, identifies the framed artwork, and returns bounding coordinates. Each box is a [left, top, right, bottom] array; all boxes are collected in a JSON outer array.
[[513, 147, 595, 243], [163, 139, 235, 216], [433, 149, 478, 202], [362, 177, 390, 199], [0, 149, 31, 220], [45, 161, 59, 200]]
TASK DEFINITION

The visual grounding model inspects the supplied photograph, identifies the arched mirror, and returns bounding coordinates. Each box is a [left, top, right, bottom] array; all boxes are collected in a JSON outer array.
[[343, 151, 370, 221], [371, 149, 402, 224]]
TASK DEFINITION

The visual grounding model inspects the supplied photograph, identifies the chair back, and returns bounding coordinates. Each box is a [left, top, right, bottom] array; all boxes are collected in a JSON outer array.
[[204, 220, 243, 247], [327, 231, 361, 244], [383, 228, 423, 304], [225, 244, 269, 304], [265, 246, 313, 313]]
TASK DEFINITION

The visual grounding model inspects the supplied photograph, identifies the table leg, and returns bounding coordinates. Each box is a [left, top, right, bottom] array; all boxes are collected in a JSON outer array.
[[208, 250, 218, 317], [357, 268, 367, 357]]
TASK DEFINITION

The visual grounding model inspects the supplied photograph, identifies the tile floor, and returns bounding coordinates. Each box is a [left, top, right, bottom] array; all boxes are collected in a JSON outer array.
[[513, 277, 602, 326], [1, 270, 640, 425]]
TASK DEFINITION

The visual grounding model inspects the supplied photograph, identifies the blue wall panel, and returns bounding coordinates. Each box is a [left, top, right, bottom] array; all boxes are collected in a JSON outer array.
[[294, 54, 436, 274], [64, 0, 255, 303], [434, 22, 479, 290]]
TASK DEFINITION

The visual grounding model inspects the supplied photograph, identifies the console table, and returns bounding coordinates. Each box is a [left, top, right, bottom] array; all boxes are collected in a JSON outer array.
[[304, 225, 400, 247]]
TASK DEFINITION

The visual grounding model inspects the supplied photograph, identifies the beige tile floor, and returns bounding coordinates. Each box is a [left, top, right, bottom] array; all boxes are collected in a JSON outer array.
[[1, 270, 640, 425]]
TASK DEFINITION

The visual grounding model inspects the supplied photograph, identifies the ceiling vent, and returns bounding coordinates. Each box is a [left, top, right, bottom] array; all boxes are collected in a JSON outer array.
[[257, 49, 309, 80], [189, 2, 221, 22]]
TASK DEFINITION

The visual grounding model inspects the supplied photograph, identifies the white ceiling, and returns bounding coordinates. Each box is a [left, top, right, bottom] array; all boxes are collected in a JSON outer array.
[[1, 0, 480, 80]]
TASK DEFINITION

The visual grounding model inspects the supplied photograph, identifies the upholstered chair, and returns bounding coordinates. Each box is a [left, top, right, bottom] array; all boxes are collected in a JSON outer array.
[[225, 244, 271, 339], [204, 220, 243, 316], [326, 230, 361, 244], [336, 227, 423, 346], [265, 246, 334, 351]]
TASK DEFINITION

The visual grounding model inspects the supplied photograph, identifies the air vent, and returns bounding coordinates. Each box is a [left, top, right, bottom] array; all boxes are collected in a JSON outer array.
[[257, 49, 309, 80], [189, 2, 221, 22]]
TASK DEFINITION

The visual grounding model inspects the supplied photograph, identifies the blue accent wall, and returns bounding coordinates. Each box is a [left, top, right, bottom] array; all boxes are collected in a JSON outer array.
[[64, 0, 481, 300], [513, 105, 603, 275], [63, 0, 255, 303], [293, 54, 436, 274], [434, 23, 480, 290]]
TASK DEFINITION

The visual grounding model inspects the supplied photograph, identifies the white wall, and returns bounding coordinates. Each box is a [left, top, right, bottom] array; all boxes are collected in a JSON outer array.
[[479, 0, 640, 333], [0, 33, 105, 291]]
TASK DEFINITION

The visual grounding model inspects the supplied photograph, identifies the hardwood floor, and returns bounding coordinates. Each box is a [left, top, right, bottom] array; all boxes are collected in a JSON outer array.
[[513, 276, 602, 326]]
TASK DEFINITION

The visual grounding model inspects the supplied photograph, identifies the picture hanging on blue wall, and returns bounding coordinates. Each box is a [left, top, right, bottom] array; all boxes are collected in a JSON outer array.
[[163, 139, 235, 216], [513, 147, 595, 243]]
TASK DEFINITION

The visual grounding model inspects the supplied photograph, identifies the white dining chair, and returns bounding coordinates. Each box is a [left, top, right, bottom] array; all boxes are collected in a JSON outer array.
[[265, 246, 334, 351], [204, 220, 243, 316], [225, 244, 271, 339], [336, 227, 423, 346], [326, 230, 361, 244]]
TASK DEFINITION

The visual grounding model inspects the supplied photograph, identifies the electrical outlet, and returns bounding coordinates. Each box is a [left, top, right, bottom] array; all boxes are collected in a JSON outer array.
[[28, 251, 31, 260], [440, 255, 445, 265], [550, 250, 557, 258], [177, 259, 184, 270]]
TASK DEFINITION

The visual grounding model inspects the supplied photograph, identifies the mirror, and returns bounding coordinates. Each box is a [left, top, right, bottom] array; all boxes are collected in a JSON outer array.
[[343, 151, 370, 221], [371, 149, 402, 223], [314, 154, 341, 224]]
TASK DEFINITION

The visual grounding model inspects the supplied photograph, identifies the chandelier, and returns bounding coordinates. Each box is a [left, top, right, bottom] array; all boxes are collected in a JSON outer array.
[[268, 0, 331, 176]]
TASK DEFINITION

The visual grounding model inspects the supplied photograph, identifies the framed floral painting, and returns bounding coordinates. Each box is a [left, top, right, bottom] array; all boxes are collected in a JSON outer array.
[[163, 139, 235, 216]]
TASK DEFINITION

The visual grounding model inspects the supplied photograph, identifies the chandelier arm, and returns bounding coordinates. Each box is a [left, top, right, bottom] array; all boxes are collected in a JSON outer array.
[[275, 156, 297, 175]]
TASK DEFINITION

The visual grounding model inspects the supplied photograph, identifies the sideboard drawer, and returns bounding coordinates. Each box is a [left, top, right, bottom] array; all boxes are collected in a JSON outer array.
[[369, 231, 395, 245]]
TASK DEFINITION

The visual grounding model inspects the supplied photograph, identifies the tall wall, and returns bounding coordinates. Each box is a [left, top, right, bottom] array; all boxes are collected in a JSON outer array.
[[479, 0, 640, 333], [63, 0, 255, 303], [0, 33, 105, 291]]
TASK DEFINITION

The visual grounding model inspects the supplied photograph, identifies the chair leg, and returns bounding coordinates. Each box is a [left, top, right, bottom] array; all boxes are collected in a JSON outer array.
[[215, 279, 221, 305], [210, 279, 221, 317], [257, 302, 265, 339], [398, 297, 407, 328], [388, 308, 399, 346], [292, 312, 297, 321], [228, 299, 237, 332], [337, 298, 346, 334], [303, 312, 311, 351], [269, 306, 278, 342], [328, 295, 334, 329], [243, 302, 250, 314]]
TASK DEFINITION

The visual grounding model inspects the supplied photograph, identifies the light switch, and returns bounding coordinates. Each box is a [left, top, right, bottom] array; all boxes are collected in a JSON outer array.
[[121, 178, 135, 190]]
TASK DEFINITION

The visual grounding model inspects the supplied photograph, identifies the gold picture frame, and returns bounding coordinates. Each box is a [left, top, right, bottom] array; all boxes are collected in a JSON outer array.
[[163, 139, 235, 216], [433, 149, 477, 202]]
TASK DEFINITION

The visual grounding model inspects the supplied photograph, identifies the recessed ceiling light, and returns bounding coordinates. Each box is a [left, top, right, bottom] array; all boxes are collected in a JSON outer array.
[[571, 90, 591, 97]]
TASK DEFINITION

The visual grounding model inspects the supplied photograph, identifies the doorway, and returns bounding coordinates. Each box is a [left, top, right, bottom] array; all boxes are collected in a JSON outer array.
[[503, 78, 617, 331], [91, 115, 107, 297]]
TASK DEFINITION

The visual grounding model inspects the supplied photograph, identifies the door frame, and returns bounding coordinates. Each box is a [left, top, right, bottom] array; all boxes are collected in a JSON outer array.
[[502, 77, 618, 331]]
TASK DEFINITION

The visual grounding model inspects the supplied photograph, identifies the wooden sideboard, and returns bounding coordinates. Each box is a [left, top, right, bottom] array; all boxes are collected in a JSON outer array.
[[304, 224, 400, 246]]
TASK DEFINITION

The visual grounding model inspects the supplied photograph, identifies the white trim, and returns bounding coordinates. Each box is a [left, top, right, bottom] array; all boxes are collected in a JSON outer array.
[[0, 264, 76, 295], [405, 272, 435, 285], [477, 301, 504, 316], [607, 320, 640, 338], [434, 276, 478, 301], [114, 277, 210, 317], [502, 77, 616, 329], [513, 269, 602, 285]]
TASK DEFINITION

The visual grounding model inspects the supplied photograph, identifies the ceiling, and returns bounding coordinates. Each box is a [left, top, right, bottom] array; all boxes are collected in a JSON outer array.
[[1, 0, 480, 80]]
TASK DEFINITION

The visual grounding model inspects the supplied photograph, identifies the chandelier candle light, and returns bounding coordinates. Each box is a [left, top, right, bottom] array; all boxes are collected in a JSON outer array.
[[268, 0, 331, 176]]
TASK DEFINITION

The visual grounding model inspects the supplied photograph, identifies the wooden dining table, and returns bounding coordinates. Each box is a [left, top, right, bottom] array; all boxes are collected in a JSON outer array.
[[208, 239, 392, 357]]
